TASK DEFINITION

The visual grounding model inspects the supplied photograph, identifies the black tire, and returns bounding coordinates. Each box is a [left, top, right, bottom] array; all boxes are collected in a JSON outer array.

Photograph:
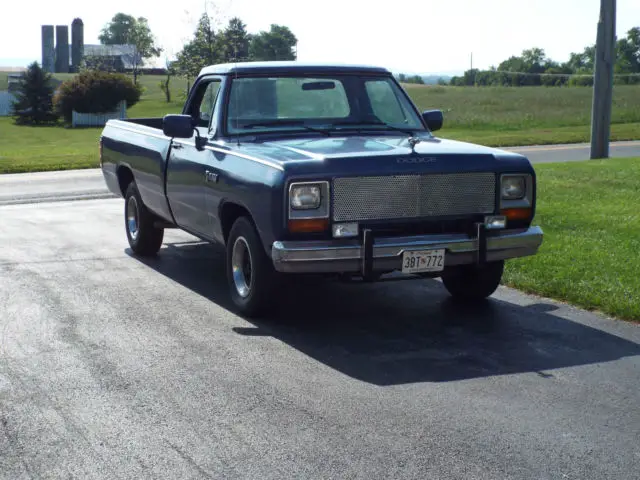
[[441, 260, 504, 301], [226, 216, 278, 317], [124, 181, 164, 256]]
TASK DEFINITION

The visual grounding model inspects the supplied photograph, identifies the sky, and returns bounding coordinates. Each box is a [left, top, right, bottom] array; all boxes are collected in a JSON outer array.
[[1, 0, 639, 74]]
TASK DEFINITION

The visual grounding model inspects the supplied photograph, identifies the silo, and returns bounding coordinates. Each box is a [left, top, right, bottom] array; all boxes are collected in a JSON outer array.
[[41, 25, 55, 73], [55, 25, 69, 73], [71, 18, 84, 72]]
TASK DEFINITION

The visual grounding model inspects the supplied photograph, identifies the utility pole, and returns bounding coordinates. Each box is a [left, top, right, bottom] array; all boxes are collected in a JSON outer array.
[[590, 0, 616, 159], [470, 52, 476, 86]]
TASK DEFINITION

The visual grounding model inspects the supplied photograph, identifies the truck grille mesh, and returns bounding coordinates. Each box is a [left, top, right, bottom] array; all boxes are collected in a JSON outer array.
[[332, 173, 496, 221]]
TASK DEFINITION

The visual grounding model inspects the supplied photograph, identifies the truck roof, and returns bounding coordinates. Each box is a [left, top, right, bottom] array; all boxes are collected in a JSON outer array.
[[198, 61, 391, 77]]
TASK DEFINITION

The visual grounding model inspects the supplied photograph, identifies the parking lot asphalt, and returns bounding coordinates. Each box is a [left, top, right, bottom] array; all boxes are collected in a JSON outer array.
[[1, 198, 639, 479]]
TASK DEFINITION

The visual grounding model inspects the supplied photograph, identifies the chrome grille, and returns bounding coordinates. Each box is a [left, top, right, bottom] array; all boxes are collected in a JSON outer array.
[[332, 173, 496, 221]]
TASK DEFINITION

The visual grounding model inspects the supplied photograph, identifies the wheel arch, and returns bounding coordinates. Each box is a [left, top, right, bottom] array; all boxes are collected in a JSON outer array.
[[116, 164, 135, 197], [220, 201, 253, 244]]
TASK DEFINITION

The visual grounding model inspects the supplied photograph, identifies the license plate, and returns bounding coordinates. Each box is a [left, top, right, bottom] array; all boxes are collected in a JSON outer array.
[[401, 249, 446, 274]]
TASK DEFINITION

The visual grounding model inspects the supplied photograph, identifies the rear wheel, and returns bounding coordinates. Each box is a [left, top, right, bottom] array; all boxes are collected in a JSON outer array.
[[441, 260, 504, 301], [226, 216, 277, 317], [124, 182, 164, 256]]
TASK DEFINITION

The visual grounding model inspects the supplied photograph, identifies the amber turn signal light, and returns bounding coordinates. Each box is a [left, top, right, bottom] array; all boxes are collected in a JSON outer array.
[[500, 208, 532, 221], [288, 218, 329, 233]]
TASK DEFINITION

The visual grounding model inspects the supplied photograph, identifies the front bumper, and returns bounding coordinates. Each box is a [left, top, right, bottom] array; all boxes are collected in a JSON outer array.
[[271, 226, 543, 275]]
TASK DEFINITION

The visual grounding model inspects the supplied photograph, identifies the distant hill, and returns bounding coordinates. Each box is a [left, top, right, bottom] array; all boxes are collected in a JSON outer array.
[[392, 71, 457, 85], [422, 75, 453, 85]]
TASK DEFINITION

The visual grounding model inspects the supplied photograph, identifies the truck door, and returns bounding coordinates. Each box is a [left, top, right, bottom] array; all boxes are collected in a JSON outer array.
[[165, 78, 222, 239]]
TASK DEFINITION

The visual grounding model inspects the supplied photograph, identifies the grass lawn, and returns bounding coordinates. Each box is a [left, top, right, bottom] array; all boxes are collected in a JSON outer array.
[[403, 84, 640, 130], [0, 74, 188, 173], [1, 71, 640, 173], [502, 156, 640, 322], [405, 83, 640, 147]]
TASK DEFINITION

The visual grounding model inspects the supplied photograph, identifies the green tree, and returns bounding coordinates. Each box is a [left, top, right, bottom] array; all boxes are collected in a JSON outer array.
[[498, 55, 526, 73], [221, 17, 250, 62], [615, 27, 640, 74], [541, 66, 572, 86], [521, 47, 548, 73], [11, 62, 59, 125], [99, 13, 163, 84], [563, 45, 596, 72], [496, 48, 549, 85], [173, 13, 222, 82], [462, 69, 478, 86], [159, 59, 175, 103], [249, 24, 297, 61]]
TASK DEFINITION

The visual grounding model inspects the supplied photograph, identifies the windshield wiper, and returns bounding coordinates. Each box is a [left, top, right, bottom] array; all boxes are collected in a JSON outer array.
[[240, 120, 331, 136], [330, 120, 419, 136]]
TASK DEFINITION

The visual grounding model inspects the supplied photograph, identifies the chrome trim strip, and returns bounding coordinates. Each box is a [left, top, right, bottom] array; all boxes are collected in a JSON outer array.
[[206, 141, 285, 171], [270, 144, 325, 161], [105, 121, 285, 172], [204, 146, 285, 171], [107, 121, 168, 140]]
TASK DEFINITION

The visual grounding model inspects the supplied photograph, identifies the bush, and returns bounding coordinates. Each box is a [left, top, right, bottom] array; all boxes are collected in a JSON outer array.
[[568, 75, 594, 87], [11, 61, 59, 125], [53, 71, 142, 123]]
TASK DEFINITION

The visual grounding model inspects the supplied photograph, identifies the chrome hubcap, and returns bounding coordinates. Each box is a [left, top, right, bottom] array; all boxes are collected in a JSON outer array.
[[231, 236, 252, 298], [127, 196, 139, 241]]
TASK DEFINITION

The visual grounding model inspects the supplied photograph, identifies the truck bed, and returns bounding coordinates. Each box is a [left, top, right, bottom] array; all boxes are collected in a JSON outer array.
[[100, 118, 174, 223]]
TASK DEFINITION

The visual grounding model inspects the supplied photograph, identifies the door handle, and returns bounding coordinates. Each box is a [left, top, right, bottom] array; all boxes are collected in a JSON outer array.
[[172, 143, 183, 150], [205, 170, 219, 183]]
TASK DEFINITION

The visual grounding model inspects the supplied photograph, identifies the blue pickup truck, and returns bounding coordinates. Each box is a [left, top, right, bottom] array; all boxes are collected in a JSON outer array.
[[100, 61, 543, 316]]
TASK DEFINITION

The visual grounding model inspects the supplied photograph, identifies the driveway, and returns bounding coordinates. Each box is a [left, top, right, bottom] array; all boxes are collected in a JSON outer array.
[[1, 199, 638, 479]]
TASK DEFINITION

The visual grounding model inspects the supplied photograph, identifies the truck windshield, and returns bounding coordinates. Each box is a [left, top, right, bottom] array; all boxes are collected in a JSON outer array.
[[225, 75, 426, 135]]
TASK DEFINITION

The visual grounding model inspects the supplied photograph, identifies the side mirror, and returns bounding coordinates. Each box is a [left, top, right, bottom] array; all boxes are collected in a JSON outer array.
[[163, 114, 194, 138], [421, 110, 443, 132]]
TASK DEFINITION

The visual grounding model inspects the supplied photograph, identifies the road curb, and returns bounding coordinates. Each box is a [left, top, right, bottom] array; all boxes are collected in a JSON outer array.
[[0, 192, 117, 206]]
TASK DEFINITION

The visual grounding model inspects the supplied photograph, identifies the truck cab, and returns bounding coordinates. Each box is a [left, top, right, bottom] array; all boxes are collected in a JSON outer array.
[[100, 61, 543, 317]]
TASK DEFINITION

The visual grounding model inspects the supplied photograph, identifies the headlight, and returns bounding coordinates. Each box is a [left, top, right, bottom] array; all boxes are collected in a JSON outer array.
[[288, 181, 330, 231], [501, 175, 526, 200], [290, 184, 322, 209]]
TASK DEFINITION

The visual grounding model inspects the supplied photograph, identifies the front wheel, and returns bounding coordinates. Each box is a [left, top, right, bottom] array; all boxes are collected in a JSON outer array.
[[226, 216, 278, 317], [441, 260, 504, 301]]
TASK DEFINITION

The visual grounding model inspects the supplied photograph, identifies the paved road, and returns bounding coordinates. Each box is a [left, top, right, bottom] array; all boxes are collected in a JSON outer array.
[[2, 141, 639, 206], [0, 169, 114, 206], [506, 140, 640, 163], [1, 198, 638, 479]]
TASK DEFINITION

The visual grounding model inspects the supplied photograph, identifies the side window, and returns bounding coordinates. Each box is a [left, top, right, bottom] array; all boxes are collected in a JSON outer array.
[[196, 80, 221, 128], [365, 80, 408, 125]]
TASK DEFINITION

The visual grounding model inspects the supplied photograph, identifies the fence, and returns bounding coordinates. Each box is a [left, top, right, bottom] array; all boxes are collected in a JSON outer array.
[[72, 101, 126, 127], [0, 91, 16, 116]]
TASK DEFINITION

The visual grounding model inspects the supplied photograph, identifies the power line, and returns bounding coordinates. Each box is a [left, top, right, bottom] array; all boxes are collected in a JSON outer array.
[[460, 69, 640, 78]]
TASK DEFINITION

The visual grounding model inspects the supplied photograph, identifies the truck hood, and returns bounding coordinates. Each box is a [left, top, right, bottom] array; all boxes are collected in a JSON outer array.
[[216, 134, 532, 177]]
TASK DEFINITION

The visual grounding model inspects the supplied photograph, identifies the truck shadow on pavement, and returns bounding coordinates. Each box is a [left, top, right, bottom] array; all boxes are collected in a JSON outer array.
[[127, 241, 640, 386]]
